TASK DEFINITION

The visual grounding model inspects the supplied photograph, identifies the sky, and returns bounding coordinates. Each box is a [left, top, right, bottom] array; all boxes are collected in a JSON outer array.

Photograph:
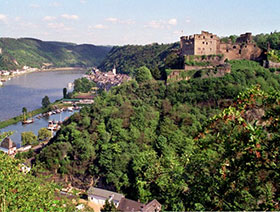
[[0, 0, 279, 45]]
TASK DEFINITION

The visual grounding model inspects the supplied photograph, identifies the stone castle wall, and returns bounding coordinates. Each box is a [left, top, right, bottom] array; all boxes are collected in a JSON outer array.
[[180, 31, 262, 61]]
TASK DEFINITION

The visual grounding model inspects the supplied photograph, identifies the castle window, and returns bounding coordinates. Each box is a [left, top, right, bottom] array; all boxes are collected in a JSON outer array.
[[206, 42, 208, 45], [203, 48, 205, 50], [202, 42, 205, 44], [198, 48, 201, 50], [210, 35, 213, 38], [210, 48, 212, 51], [226, 49, 229, 52], [203, 36, 205, 39], [233, 46, 236, 49]]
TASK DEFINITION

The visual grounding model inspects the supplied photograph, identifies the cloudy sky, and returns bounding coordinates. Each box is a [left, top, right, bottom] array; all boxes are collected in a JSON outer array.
[[0, 0, 279, 45]]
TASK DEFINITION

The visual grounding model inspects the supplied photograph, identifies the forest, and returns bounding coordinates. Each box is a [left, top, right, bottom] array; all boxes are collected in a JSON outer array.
[[36, 60, 280, 210], [0, 38, 111, 70]]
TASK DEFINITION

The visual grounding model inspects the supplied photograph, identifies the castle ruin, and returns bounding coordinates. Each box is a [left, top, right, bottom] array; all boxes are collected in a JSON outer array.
[[180, 31, 262, 61]]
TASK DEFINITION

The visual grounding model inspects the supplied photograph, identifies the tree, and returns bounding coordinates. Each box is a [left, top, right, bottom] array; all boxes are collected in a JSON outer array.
[[22, 107, 27, 121], [38, 128, 52, 141], [63, 87, 67, 99], [42, 96, 50, 108], [101, 199, 118, 212], [21, 131, 38, 146], [0, 153, 75, 211], [132, 66, 153, 83]]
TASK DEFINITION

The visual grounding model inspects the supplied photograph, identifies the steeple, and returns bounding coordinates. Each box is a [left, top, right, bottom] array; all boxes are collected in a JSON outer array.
[[112, 65, 116, 75]]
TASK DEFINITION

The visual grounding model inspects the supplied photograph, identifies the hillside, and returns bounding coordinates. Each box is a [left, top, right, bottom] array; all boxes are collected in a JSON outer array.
[[98, 42, 180, 75], [36, 60, 280, 210], [0, 151, 75, 211], [0, 37, 112, 70]]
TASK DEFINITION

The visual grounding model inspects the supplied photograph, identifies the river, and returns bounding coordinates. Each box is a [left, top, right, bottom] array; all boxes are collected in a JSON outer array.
[[0, 69, 86, 121], [0, 69, 86, 146]]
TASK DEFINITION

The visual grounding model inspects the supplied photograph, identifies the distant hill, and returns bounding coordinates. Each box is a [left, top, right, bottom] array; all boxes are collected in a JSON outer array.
[[98, 42, 180, 74], [0, 37, 112, 70]]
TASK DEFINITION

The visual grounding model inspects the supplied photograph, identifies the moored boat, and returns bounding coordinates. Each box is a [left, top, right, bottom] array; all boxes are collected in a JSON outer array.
[[22, 119, 34, 124]]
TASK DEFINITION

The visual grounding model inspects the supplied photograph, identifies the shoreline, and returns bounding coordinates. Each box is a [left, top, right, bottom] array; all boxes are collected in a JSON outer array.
[[0, 67, 87, 83]]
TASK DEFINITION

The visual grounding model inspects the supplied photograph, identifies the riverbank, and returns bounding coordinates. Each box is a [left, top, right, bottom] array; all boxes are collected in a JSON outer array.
[[0, 67, 87, 85], [41, 67, 87, 72], [0, 107, 48, 129]]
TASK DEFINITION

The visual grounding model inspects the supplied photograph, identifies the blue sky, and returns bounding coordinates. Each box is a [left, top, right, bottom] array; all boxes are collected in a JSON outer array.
[[0, 0, 279, 45]]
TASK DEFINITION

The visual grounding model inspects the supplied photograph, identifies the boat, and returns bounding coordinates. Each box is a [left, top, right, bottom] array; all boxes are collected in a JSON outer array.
[[22, 119, 34, 124], [67, 107, 73, 112], [47, 120, 61, 131]]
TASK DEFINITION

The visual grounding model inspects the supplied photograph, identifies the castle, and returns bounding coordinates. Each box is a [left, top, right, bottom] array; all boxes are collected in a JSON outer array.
[[180, 31, 262, 61]]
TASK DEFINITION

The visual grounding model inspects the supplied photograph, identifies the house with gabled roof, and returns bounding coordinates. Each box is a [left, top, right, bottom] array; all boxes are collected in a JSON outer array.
[[87, 187, 161, 212], [0, 137, 17, 155], [87, 187, 124, 208]]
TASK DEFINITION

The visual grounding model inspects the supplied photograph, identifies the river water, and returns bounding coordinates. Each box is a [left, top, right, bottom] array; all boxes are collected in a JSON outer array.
[[0, 69, 85, 121], [0, 69, 86, 146]]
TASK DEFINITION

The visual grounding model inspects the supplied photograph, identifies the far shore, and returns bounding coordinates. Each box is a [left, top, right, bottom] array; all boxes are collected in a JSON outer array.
[[1, 67, 87, 82], [41, 67, 87, 72]]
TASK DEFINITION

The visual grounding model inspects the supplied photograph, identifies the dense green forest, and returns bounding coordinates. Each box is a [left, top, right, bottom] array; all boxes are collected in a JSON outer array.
[[0, 152, 74, 211], [36, 60, 280, 210], [98, 42, 180, 75], [0, 38, 111, 70]]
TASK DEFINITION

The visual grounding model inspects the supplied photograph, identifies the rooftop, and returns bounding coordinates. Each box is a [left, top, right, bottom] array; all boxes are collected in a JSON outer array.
[[87, 187, 124, 202]]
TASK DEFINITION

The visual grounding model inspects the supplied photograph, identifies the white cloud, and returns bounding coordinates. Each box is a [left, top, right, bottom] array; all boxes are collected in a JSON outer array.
[[61, 14, 79, 20], [106, 17, 118, 23], [0, 14, 7, 22], [80, 0, 87, 3], [47, 22, 65, 29], [106, 17, 135, 25], [47, 22, 72, 31], [29, 3, 40, 8], [119, 19, 135, 25], [168, 18, 177, 26], [43, 16, 56, 21], [144, 20, 166, 29], [93, 24, 107, 29], [185, 19, 191, 23]]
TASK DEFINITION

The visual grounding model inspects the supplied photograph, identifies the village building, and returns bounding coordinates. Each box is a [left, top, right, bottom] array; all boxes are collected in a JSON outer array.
[[180, 31, 262, 61], [87, 187, 161, 212], [87, 187, 124, 208], [86, 67, 131, 91], [0, 137, 17, 155]]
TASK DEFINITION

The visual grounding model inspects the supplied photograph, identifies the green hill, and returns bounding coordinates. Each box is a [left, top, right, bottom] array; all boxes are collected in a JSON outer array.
[[36, 60, 280, 210], [98, 42, 180, 74], [0, 151, 75, 211], [0, 37, 112, 70]]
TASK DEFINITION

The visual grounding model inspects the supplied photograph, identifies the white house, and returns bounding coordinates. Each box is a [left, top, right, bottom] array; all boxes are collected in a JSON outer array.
[[0, 137, 17, 155], [87, 187, 124, 208]]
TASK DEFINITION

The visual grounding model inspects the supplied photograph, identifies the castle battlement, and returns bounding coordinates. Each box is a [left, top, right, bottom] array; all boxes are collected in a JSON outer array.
[[180, 31, 261, 61]]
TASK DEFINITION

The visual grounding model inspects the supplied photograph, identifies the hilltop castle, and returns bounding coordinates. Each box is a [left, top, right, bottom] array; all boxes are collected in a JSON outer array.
[[180, 31, 262, 61]]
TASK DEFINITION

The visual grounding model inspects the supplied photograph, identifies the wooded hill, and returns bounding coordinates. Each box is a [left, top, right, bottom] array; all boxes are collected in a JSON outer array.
[[98, 42, 180, 75], [36, 60, 280, 210], [0, 151, 75, 211], [0, 38, 111, 70]]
